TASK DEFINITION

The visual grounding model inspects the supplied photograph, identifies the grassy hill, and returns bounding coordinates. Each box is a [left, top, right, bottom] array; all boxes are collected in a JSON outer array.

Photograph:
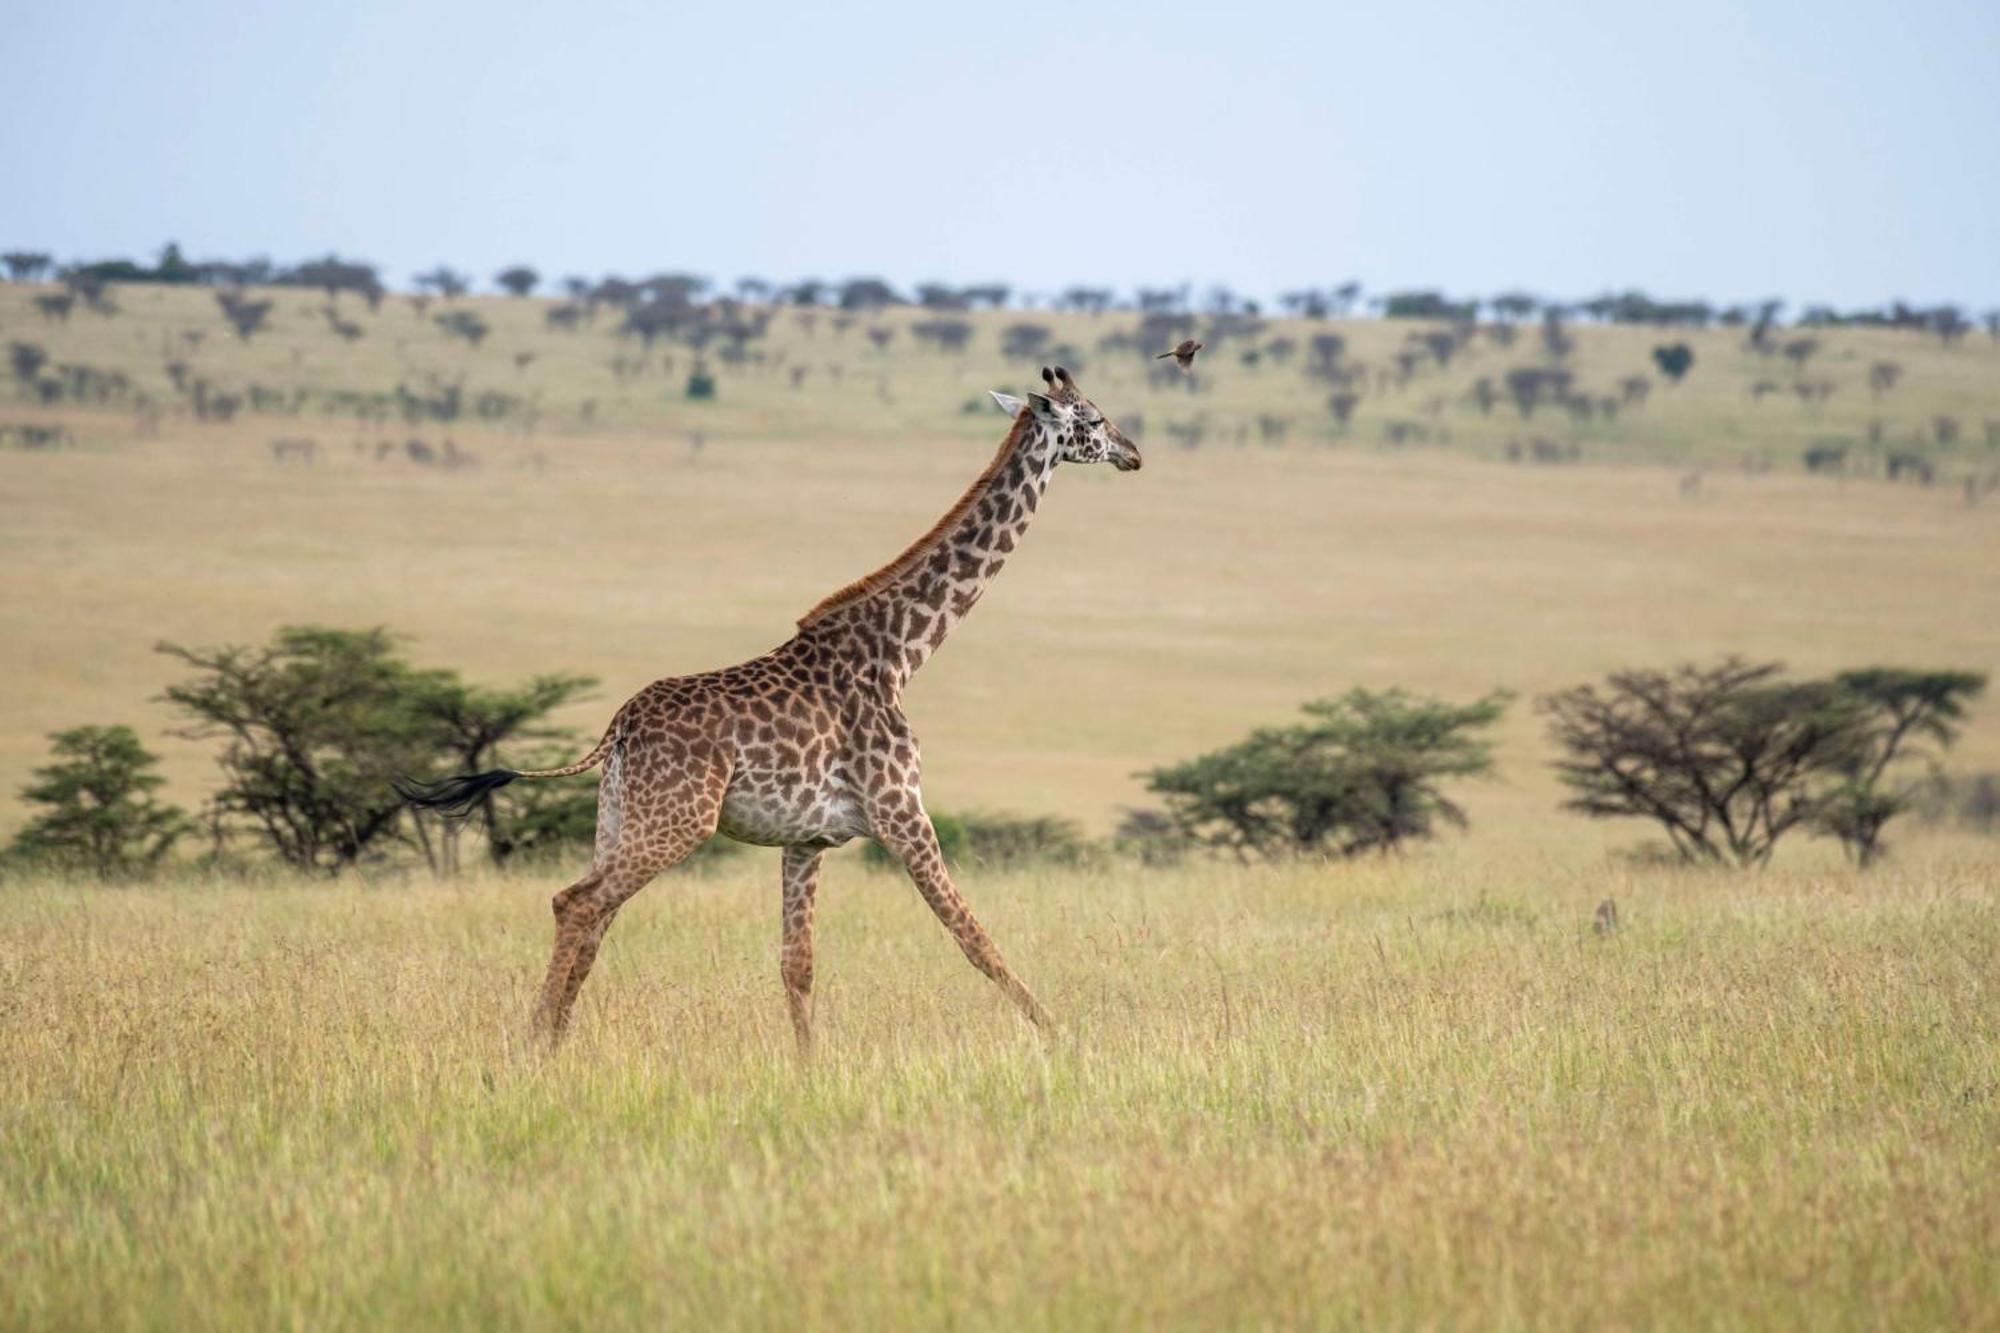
[[6, 280, 1999, 469], [3, 281, 1999, 842]]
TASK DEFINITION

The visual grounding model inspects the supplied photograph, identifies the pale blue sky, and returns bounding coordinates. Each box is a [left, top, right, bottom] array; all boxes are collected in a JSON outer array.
[[6, 0, 1997, 308]]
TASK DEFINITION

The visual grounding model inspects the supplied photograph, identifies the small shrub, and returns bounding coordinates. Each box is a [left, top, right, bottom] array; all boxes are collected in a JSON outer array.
[[1652, 343, 1694, 383], [5, 725, 187, 879], [434, 310, 489, 348], [1113, 807, 1191, 865], [1144, 689, 1508, 860], [1912, 771, 2000, 833], [1432, 897, 1539, 929], [1611, 841, 1702, 870], [864, 811, 1097, 872], [955, 812, 1096, 871]]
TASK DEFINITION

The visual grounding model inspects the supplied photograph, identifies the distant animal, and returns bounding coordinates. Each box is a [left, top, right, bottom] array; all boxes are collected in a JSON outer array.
[[1156, 339, 1204, 370], [1593, 898, 1621, 936], [399, 363, 1143, 1054]]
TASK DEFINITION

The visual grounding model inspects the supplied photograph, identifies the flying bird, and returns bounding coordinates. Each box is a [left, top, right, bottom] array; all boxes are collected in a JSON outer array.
[[1156, 339, 1204, 370]]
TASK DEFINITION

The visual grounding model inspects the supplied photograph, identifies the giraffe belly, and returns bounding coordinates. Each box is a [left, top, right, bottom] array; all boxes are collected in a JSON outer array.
[[716, 777, 867, 849]]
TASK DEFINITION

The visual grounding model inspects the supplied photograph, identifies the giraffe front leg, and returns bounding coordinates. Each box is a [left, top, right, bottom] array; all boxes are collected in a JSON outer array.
[[872, 797, 1048, 1029], [780, 846, 824, 1057]]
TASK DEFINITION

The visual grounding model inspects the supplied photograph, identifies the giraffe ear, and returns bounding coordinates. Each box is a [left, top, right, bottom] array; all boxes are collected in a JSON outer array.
[[1024, 392, 1069, 423], [988, 390, 1026, 417]]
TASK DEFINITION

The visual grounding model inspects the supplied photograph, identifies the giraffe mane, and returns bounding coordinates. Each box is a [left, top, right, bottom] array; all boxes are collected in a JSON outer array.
[[797, 410, 1038, 627]]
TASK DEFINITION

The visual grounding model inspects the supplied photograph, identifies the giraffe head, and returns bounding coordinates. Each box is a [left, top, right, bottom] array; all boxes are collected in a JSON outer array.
[[990, 366, 1142, 472]]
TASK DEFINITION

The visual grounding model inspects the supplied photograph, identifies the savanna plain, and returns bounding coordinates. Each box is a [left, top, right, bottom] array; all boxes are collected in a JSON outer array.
[[2, 283, 1997, 1329]]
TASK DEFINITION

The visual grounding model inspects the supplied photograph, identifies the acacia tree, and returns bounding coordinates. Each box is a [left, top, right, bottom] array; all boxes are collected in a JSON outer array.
[[1304, 332, 1346, 380], [404, 672, 598, 871], [63, 269, 115, 313], [6, 725, 187, 878], [435, 309, 490, 347], [9, 340, 47, 387], [910, 318, 973, 353], [215, 290, 272, 340], [1001, 322, 1053, 360], [1540, 310, 1574, 359], [620, 297, 687, 348], [838, 277, 901, 310], [288, 257, 385, 309], [3, 251, 53, 282], [1813, 669, 1986, 866], [1503, 366, 1572, 418], [495, 265, 540, 297], [1539, 659, 1871, 866], [414, 266, 471, 299], [158, 628, 443, 872], [160, 627, 605, 874], [1144, 689, 1507, 860], [1780, 337, 1819, 371]]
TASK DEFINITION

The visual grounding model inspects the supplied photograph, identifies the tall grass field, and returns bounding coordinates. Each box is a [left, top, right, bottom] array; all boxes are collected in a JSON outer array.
[[3, 854, 1995, 1329]]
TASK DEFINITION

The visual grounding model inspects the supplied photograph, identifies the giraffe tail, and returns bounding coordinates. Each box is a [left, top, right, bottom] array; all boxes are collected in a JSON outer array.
[[395, 723, 616, 818]]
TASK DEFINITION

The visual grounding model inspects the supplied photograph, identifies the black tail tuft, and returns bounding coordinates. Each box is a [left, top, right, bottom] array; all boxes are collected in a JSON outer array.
[[394, 769, 520, 818]]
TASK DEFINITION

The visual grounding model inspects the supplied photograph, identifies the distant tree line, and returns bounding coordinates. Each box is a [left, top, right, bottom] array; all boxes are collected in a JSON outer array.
[[3, 243, 391, 307], [7, 240, 1994, 336], [6, 246, 1990, 490]]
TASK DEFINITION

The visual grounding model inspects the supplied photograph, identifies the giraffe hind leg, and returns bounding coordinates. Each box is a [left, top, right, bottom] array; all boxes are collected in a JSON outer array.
[[534, 826, 716, 1040], [532, 746, 626, 1037], [533, 751, 723, 1041], [535, 866, 607, 1038]]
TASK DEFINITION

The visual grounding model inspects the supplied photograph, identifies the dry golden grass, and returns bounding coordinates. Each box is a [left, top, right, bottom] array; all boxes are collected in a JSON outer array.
[[2, 405, 1997, 842], [3, 282, 1999, 1327], [2, 853, 1995, 1330]]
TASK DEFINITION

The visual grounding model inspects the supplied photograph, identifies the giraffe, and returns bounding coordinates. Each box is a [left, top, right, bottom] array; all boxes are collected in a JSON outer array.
[[400, 365, 1142, 1052]]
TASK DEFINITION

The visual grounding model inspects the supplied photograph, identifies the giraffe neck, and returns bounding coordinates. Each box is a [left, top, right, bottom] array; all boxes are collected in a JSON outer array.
[[798, 417, 1061, 694]]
